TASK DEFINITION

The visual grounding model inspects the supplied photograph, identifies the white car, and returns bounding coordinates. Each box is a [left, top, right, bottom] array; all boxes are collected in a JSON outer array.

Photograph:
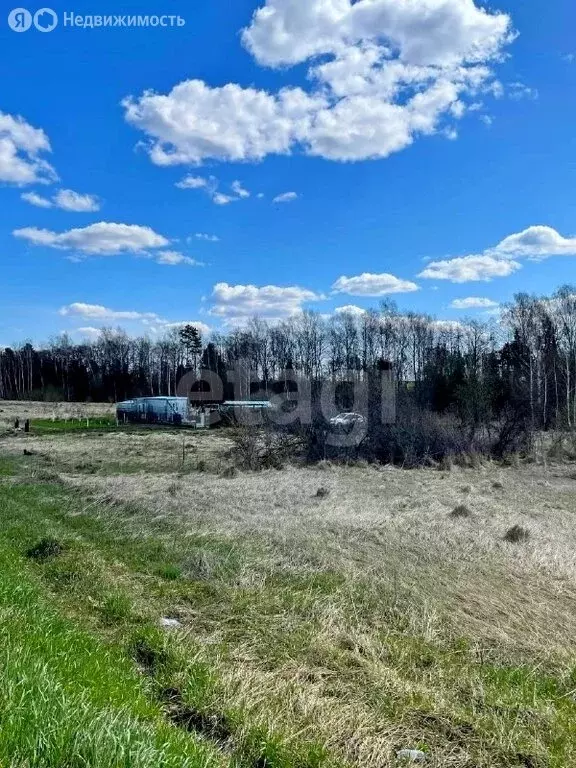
[[329, 412, 366, 428]]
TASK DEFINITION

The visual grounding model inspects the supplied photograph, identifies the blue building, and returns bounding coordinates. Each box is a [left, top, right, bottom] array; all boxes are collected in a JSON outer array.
[[116, 397, 189, 425]]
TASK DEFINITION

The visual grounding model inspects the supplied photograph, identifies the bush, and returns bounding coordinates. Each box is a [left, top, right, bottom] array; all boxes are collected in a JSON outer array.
[[504, 525, 530, 543], [230, 428, 296, 471], [239, 394, 535, 470], [490, 406, 534, 460]]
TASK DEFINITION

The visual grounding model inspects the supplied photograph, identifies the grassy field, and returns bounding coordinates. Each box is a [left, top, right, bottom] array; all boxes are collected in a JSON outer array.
[[2, 402, 576, 766]]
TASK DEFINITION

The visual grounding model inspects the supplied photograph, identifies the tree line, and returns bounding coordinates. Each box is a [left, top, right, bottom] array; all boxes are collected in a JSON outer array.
[[3, 286, 576, 431]]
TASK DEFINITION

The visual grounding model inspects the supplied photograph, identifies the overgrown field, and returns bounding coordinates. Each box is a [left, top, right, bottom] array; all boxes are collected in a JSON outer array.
[[0, 399, 114, 431], [2, 413, 576, 767]]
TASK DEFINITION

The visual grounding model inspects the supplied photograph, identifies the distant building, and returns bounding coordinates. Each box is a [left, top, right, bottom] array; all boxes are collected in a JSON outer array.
[[116, 397, 189, 425]]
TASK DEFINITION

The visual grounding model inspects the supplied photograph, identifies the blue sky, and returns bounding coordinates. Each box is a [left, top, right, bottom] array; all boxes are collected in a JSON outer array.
[[1, 0, 575, 344]]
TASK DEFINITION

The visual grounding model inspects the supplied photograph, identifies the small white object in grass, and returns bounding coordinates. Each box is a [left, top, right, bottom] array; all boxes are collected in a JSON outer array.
[[396, 749, 427, 762], [159, 617, 182, 629]]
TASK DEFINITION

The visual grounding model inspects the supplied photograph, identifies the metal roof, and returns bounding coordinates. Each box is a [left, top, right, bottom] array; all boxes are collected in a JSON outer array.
[[221, 401, 273, 407]]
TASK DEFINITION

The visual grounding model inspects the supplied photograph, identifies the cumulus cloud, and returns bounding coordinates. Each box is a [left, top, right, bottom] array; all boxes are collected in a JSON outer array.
[[155, 250, 204, 266], [419, 254, 520, 283], [243, 0, 511, 68], [210, 282, 322, 323], [273, 191, 298, 203], [450, 296, 499, 309], [492, 225, 576, 260], [334, 305, 367, 316], [13, 222, 169, 256], [53, 189, 100, 212], [420, 226, 576, 283], [21, 188, 100, 212], [0, 111, 57, 185], [332, 272, 419, 296], [123, 0, 513, 165]]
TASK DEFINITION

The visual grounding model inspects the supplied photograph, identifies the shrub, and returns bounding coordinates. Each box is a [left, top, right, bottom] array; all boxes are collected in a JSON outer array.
[[504, 525, 530, 543], [364, 410, 479, 468], [490, 406, 534, 460], [230, 427, 294, 471]]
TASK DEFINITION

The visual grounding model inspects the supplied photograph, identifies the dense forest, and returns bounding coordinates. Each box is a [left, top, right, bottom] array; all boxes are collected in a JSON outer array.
[[3, 287, 576, 432]]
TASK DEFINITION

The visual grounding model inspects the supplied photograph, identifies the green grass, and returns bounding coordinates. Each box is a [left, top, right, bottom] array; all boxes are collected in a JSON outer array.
[[0, 466, 339, 768], [2, 451, 576, 766], [0, 546, 222, 768], [31, 416, 118, 434]]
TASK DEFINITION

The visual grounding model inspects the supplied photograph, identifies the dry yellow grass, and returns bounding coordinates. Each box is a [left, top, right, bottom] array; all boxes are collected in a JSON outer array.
[[60, 459, 576, 654], [8, 422, 576, 653]]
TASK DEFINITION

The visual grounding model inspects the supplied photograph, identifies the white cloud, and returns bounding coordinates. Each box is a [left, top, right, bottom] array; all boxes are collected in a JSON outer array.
[[62, 305, 211, 338], [273, 191, 298, 203], [14, 222, 169, 256], [243, 0, 511, 68], [194, 233, 220, 242], [213, 192, 236, 206], [123, 81, 324, 164], [155, 250, 204, 266], [508, 82, 538, 101], [21, 191, 52, 208], [491, 225, 576, 260], [177, 174, 251, 205], [175, 174, 213, 190], [231, 180, 250, 199], [76, 326, 103, 339], [450, 296, 499, 309], [214, 181, 251, 205], [53, 189, 100, 212], [419, 254, 520, 283], [210, 282, 322, 323], [0, 111, 57, 185], [421, 226, 576, 284], [334, 305, 367, 316], [21, 188, 100, 212], [59, 303, 161, 322], [123, 0, 512, 165], [332, 272, 419, 296]]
